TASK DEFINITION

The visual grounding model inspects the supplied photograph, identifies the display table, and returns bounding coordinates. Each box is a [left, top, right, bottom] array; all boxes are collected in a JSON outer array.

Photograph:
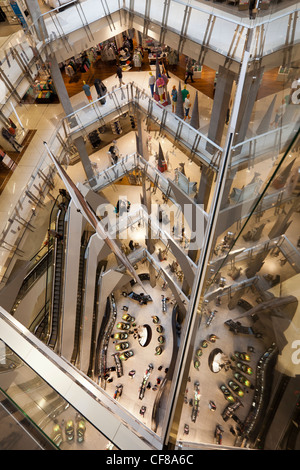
[[24, 78, 58, 104], [277, 66, 289, 82], [148, 50, 168, 65], [0, 149, 17, 171], [121, 65, 132, 72], [193, 66, 202, 79], [238, 0, 249, 10], [260, 0, 271, 9], [148, 53, 163, 64], [119, 53, 131, 72], [36, 90, 55, 103], [119, 53, 131, 64]]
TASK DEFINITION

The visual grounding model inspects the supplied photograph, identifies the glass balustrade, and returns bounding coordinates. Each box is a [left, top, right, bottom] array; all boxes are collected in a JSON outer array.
[[0, 122, 68, 287], [36, 0, 120, 41], [62, 82, 223, 167], [173, 88, 300, 449], [63, 85, 131, 137], [0, 339, 117, 450], [0, 311, 162, 450]]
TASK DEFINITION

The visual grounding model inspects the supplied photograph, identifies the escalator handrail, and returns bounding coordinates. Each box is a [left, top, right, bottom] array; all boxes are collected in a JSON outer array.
[[28, 299, 50, 334], [44, 193, 65, 325], [47, 208, 66, 349]]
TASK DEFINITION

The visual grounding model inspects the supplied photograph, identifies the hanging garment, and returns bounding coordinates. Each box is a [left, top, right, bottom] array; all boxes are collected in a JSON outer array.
[[133, 52, 142, 68], [94, 78, 102, 96], [87, 50, 95, 63], [94, 79, 107, 104], [88, 130, 101, 149], [65, 65, 75, 77]]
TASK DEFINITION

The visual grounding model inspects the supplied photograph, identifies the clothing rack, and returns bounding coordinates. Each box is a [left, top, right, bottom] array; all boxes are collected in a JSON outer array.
[[88, 130, 102, 149]]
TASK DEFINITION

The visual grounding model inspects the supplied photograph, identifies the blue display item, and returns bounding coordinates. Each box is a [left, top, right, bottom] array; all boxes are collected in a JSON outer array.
[[10, 1, 27, 28]]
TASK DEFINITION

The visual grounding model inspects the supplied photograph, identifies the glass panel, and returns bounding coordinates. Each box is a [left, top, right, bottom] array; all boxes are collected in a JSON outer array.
[[186, 8, 208, 45], [134, 0, 146, 16], [167, 1, 186, 34], [210, 18, 247, 62], [40, 0, 121, 39], [174, 121, 300, 448], [0, 122, 66, 286], [63, 85, 130, 137], [0, 341, 118, 450], [173, 16, 300, 443], [149, 0, 165, 25]]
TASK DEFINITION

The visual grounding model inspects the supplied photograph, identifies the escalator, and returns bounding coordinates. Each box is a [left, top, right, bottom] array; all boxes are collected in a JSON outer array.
[[47, 208, 66, 350], [46, 192, 71, 350], [70, 231, 92, 367], [10, 245, 53, 315], [87, 261, 107, 378], [94, 296, 111, 381], [29, 300, 50, 342]]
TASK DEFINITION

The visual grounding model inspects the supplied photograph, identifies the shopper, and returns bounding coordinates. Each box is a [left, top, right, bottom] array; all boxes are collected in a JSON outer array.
[[48, 229, 63, 241], [82, 81, 93, 102], [249, 0, 257, 20], [109, 140, 119, 164], [185, 60, 194, 83], [158, 248, 167, 261], [116, 64, 125, 87], [271, 98, 286, 128], [171, 85, 177, 113], [162, 54, 171, 78], [184, 93, 191, 121], [149, 72, 155, 97], [225, 100, 232, 125]]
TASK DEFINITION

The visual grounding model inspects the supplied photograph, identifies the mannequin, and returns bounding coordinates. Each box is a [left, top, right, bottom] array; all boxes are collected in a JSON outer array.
[[181, 84, 189, 102], [162, 54, 171, 78], [156, 74, 165, 103], [149, 72, 155, 97], [94, 78, 107, 104], [161, 72, 169, 100], [171, 85, 177, 113], [82, 81, 92, 102], [116, 64, 125, 87], [184, 93, 191, 121]]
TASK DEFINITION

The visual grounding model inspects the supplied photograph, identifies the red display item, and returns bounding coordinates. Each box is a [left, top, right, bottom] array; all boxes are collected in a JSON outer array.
[[158, 162, 167, 172]]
